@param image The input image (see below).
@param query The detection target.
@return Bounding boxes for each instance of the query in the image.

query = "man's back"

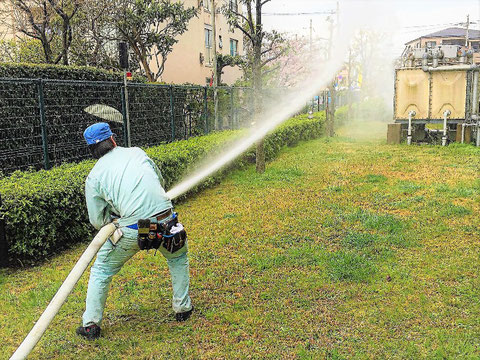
[85,146,172,230]
[78,123,192,340]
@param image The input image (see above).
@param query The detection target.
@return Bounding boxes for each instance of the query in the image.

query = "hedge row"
[0,62,145,82]
[0,113,324,266]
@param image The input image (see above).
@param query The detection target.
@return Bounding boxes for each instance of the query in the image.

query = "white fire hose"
[10,223,116,360]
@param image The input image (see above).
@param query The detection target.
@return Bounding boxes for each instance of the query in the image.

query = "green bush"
[0,62,145,82]
[0,113,324,265]
[0,39,46,64]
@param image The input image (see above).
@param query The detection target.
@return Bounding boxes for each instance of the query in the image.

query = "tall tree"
[326,15,335,137]
[263,35,312,88]
[47,0,79,65]
[113,0,197,82]
[1,0,79,64]
[224,0,285,173]
[68,0,121,68]
[349,29,388,98]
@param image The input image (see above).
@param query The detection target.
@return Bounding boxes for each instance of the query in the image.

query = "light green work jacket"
[85,146,172,237]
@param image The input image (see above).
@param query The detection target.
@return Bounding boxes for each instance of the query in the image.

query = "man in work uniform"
[76,122,193,340]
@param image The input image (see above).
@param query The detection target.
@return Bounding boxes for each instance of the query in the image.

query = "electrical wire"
[262,11,336,16]
[401,21,464,29]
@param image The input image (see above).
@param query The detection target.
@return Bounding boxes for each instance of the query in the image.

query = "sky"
[262,0,480,58]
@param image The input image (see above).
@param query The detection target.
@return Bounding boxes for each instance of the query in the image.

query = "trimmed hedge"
[0,113,324,266]
[0,62,145,82]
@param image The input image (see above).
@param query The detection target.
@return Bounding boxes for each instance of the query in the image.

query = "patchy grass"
[1,122,480,359]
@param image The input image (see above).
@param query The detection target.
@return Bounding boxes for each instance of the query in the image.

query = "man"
[76,122,193,340]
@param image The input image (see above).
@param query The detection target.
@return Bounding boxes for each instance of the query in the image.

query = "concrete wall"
[156,0,244,85]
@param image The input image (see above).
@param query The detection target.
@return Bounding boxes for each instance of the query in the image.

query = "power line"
[402,21,462,29]
[262,11,335,16]
[399,20,479,33]
[399,22,479,35]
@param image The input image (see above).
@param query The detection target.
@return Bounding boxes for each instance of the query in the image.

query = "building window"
[219,35,223,49]
[204,0,211,12]
[426,41,437,48]
[230,39,238,56]
[205,26,213,64]
[229,0,238,12]
[442,39,465,46]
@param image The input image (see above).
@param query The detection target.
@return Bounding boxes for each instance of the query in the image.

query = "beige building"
[156,0,244,85]
[0,0,244,85]
[0,1,17,40]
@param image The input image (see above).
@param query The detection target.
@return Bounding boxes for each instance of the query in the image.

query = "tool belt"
[137,212,187,253]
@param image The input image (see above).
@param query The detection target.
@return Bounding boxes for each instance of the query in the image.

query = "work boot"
[175,307,194,322]
[76,324,101,340]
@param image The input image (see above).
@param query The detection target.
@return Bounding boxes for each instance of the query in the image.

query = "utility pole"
[336,1,340,37]
[309,19,313,54]
[212,0,219,130]
[466,14,470,48]
[119,42,131,147]
[327,16,333,60]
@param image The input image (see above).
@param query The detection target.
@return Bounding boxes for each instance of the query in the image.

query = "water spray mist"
[9,3,372,358]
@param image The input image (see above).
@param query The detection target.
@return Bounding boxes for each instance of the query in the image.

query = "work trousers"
[82,230,191,327]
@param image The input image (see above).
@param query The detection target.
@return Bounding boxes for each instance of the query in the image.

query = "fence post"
[37,79,50,170]
[203,86,208,134]
[122,73,131,147]
[0,193,7,267]
[230,87,234,129]
[169,85,175,141]
[120,85,129,146]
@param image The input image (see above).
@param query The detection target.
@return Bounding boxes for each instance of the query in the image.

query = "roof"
[406,27,480,45]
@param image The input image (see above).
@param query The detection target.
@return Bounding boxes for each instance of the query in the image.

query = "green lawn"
[2,121,480,359]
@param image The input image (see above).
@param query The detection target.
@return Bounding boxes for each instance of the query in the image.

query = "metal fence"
[0,78,255,175]
[0,193,6,266]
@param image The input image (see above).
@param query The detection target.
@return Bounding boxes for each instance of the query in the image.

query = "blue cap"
[83,123,113,145]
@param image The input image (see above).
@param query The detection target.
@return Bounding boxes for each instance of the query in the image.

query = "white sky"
[262,0,480,57]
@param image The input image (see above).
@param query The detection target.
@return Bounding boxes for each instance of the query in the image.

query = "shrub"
[0,62,145,82]
[0,113,324,265]
[0,39,46,64]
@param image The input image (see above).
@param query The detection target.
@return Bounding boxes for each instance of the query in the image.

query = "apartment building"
[0,0,244,85]
[405,27,480,63]
[0,0,17,40]
[156,0,244,85]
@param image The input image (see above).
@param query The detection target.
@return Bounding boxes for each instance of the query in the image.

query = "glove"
[170,223,184,234]
[163,222,187,253]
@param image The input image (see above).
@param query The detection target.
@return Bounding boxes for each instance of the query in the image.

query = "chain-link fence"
[0,78,256,175]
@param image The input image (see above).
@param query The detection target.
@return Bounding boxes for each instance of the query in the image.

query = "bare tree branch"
[261,64,280,76]
[260,48,286,68]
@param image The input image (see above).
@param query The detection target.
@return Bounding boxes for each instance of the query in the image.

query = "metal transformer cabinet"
[390,45,480,145]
